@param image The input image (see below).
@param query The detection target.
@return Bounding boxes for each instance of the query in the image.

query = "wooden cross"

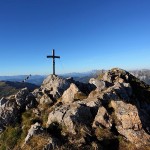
[47,49,60,75]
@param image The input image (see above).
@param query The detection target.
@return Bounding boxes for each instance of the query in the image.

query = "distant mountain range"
[130,69,150,85]
[0,69,150,85]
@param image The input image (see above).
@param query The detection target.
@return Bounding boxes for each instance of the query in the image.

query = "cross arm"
[54,56,60,58]
[47,56,60,58]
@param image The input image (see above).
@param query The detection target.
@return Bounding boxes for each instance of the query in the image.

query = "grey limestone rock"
[47,102,93,134]
[0,88,37,132]
[15,87,30,107]
[41,75,72,99]
[0,97,18,131]
[111,100,150,148]
[92,106,112,129]
[24,122,44,144]
[89,78,106,91]
[62,83,85,104]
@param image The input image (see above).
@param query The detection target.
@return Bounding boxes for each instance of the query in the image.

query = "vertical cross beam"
[47,49,60,75]
[52,49,55,75]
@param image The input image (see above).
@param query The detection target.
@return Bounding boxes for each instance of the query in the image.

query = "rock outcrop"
[46,102,93,134]
[33,75,96,105]
[0,97,18,133]
[1,68,150,150]
[62,83,86,104]
[92,106,112,129]
[89,78,106,91]
[110,100,150,148]
[41,75,73,99]
[45,69,150,148]
[0,88,37,133]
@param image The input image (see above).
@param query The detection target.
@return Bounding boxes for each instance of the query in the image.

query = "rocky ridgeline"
[0,68,150,149]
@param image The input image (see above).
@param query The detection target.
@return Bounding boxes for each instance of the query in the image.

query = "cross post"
[47,49,60,75]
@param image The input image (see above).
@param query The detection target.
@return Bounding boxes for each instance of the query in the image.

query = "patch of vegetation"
[97,72,105,80]
[20,109,42,142]
[74,92,87,100]
[95,127,113,140]
[0,125,22,150]
[94,127,139,150]
[38,103,56,127]
[88,90,101,98]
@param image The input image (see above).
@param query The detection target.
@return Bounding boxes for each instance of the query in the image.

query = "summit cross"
[47,49,60,75]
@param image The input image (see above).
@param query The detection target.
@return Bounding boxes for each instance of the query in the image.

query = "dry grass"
[118,136,138,150]
[16,134,50,150]
[38,103,54,127]
[74,92,88,100]
[97,73,105,80]
[95,128,113,140]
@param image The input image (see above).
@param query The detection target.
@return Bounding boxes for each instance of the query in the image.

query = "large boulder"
[111,82,132,101]
[46,102,93,134]
[89,78,106,91]
[0,97,18,132]
[0,88,37,133]
[62,83,86,104]
[15,88,30,107]
[32,88,53,105]
[41,75,73,99]
[111,100,150,148]
[92,106,112,129]
[15,88,37,109]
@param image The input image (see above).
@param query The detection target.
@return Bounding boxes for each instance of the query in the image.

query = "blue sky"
[0,0,150,75]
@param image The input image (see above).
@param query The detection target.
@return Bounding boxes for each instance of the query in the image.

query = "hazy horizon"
[1,67,150,76]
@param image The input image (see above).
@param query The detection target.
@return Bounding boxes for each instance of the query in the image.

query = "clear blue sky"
[0,0,150,75]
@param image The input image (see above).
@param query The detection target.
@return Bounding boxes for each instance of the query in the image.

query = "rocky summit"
[0,68,150,150]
